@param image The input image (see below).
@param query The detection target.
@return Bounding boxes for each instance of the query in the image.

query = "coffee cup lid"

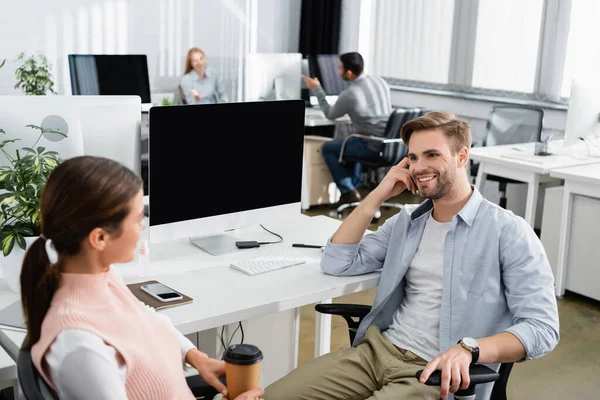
[223,344,263,365]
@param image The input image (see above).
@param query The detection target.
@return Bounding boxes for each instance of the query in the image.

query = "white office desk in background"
[304,106,352,127]
[0,214,380,388]
[471,142,600,226]
[549,163,600,300]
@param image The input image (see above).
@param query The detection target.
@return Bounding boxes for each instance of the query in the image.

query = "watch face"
[463,337,478,348]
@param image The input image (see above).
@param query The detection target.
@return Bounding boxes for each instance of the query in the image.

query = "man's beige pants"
[263,326,440,399]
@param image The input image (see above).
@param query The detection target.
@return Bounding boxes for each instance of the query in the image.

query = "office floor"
[298,191,600,399]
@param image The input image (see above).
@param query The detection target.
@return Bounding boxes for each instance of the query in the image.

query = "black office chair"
[315,304,513,400]
[471,105,544,208]
[336,107,427,222]
[17,348,225,400]
[178,84,188,105]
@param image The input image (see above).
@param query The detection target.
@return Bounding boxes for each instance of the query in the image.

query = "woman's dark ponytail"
[20,237,61,349]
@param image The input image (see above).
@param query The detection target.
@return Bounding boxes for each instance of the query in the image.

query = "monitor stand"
[189,233,238,256]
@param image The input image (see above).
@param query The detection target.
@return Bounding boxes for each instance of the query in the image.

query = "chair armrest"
[415,364,500,386]
[338,134,374,163]
[315,303,372,319]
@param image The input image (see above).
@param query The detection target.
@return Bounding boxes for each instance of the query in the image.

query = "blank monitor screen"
[316,54,348,95]
[68,54,151,103]
[148,100,305,227]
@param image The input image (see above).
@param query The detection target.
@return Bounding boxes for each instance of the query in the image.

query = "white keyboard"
[230,250,309,276]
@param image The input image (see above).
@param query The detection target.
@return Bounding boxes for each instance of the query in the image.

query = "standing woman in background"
[179,47,228,104]
[20,156,262,400]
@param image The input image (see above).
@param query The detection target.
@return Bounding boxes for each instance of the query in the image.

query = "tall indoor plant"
[14,51,56,95]
[0,125,64,292]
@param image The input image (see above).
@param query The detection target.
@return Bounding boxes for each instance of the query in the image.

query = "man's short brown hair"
[400,112,471,154]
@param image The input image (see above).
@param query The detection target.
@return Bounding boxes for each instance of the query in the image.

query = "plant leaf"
[15,233,26,250]
[2,234,15,256]
[0,193,15,205]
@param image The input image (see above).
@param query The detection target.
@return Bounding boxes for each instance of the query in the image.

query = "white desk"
[0,214,380,387]
[549,163,600,298]
[470,142,600,226]
[304,107,351,127]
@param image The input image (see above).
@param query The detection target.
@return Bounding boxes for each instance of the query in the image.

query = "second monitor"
[244,53,303,102]
[148,99,306,254]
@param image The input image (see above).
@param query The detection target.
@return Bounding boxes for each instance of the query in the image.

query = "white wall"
[0,0,300,96]
[255,0,301,53]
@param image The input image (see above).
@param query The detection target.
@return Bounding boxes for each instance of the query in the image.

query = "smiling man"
[263,112,559,400]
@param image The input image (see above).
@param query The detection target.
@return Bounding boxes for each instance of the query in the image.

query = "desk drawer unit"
[304,138,327,166]
[303,137,338,206]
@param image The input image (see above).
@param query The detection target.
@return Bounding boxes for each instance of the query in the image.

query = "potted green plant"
[0,125,64,292]
[161,96,174,106]
[14,51,56,95]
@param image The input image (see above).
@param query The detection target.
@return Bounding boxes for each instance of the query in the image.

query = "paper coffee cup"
[224,344,263,399]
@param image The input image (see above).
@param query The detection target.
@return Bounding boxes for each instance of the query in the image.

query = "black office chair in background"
[315,304,513,400]
[17,348,224,400]
[471,105,544,209]
[336,107,427,221]
[178,84,188,105]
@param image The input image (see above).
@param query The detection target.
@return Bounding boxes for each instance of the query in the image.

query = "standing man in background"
[180,47,228,105]
[303,52,392,206]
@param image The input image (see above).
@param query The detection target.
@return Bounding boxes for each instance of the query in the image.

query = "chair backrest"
[178,85,187,105]
[381,107,427,164]
[18,349,57,400]
[482,105,544,147]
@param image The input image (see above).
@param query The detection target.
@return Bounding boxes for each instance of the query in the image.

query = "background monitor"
[68,54,152,104]
[564,77,600,147]
[0,96,85,166]
[243,53,302,102]
[148,99,305,253]
[301,57,311,105]
[73,95,142,176]
[310,54,348,96]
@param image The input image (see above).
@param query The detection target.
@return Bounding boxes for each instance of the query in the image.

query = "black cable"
[257,224,283,245]
[220,326,227,351]
[239,322,244,344]
[226,323,241,349]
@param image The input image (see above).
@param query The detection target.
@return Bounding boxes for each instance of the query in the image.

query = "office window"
[560,0,600,98]
[471,0,544,93]
[368,0,455,84]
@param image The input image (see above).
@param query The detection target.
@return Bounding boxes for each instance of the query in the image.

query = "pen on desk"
[292,243,323,249]
[544,134,553,144]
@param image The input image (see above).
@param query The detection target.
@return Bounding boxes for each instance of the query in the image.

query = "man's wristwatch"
[458,337,480,364]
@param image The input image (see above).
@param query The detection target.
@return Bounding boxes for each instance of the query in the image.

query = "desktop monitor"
[243,53,302,102]
[564,77,600,147]
[301,58,311,105]
[0,96,85,165]
[73,96,142,175]
[68,54,152,104]
[314,54,348,96]
[148,100,305,254]
[0,95,141,176]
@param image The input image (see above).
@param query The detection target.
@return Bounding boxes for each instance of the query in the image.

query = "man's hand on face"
[302,75,321,90]
[371,158,417,202]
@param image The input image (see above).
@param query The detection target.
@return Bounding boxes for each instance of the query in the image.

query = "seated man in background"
[180,47,228,104]
[302,52,392,205]
[264,112,559,400]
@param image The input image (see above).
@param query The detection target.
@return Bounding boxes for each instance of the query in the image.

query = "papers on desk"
[0,300,26,332]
